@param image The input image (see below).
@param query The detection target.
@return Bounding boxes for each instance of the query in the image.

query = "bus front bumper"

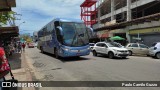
[59,48,90,57]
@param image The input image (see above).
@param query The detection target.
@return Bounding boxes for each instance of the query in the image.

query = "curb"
[22,52,36,90]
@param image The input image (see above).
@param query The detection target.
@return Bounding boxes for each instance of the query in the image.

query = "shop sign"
[97,30,109,38]
[132,37,142,40]
[129,27,160,34]
[110,29,126,33]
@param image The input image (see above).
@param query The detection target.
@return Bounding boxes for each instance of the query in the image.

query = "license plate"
[76,50,81,55]
[123,52,127,54]
[77,53,80,55]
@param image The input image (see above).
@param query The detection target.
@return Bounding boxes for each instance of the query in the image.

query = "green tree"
[0,11,15,26]
[20,34,33,43]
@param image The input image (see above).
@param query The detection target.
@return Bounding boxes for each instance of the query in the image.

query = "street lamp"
[18,21,25,39]
[18,21,25,33]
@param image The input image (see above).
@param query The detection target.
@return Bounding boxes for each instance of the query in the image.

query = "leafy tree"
[0,11,15,26]
[20,34,33,43]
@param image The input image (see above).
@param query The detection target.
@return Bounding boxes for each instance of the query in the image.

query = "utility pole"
[127,0,131,21]
[111,0,115,21]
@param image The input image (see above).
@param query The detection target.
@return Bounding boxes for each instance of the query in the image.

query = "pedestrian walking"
[22,43,26,52]
[3,43,10,58]
[8,43,14,56]
[17,42,22,53]
[14,42,18,53]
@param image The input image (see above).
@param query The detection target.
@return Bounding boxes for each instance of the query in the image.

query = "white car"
[149,42,160,59]
[34,43,38,47]
[92,42,129,59]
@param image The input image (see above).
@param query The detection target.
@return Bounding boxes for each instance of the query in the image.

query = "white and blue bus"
[37,18,91,58]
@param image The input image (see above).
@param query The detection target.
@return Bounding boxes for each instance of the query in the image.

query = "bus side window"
[50,22,55,35]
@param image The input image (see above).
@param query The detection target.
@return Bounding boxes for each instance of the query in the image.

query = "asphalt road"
[24,48,160,90]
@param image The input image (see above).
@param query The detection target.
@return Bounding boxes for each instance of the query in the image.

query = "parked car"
[92,42,129,59]
[126,43,149,56]
[89,43,95,51]
[34,43,38,47]
[28,43,34,48]
[149,42,160,59]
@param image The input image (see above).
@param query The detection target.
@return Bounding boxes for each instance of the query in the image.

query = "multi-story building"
[81,0,160,46]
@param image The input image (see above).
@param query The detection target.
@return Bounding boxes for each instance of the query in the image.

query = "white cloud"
[16,0,84,18]
[13,0,85,34]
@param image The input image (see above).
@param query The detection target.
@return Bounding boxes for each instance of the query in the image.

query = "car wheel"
[54,49,59,59]
[128,51,132,56]
[108,52,114,59]
[93,50,97,56]
[156,53,160,59]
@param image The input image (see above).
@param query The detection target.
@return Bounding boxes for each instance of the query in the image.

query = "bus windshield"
[61,22,89,47]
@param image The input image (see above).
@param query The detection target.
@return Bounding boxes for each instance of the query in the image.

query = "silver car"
[149,42,160,59]
[126,43,149,56]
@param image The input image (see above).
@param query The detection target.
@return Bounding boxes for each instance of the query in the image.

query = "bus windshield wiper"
[71,33,77,46]
[71,31,85,46]
[77,32,85,45]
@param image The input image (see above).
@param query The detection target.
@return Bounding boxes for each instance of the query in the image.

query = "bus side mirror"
[87,27,94,38]
[56,26,63,43]
[56,26,63,36]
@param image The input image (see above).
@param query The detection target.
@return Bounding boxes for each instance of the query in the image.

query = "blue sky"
[13,0,84,35]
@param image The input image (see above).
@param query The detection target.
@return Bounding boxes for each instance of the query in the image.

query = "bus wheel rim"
[157,53,160,59]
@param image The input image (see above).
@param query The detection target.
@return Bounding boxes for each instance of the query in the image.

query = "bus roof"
[54,18,83,23]
[38,18,84,32]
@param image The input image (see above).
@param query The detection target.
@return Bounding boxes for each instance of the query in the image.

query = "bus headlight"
[61,48,70,51]
[87,47,91,50]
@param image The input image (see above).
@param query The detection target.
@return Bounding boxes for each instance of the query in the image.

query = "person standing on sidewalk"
[22,43,26,52]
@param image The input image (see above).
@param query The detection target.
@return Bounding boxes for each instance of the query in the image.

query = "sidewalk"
[5,51,35,90]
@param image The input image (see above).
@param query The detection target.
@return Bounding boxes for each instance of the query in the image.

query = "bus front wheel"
[54,49,59,59]
[40,46,44,53]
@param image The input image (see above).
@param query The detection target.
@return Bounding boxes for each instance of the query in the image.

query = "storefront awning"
[0,26,19,35]
[0,0,16,12]
[97,30,109,38]
[100,33,109,38]
[0,0,16,8]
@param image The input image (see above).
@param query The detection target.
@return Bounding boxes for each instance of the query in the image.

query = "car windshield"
[61,22,89,47]
[152,43,157,47]
[113,42,123,47]
[89,43,94,46]
[106,43,120,47]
